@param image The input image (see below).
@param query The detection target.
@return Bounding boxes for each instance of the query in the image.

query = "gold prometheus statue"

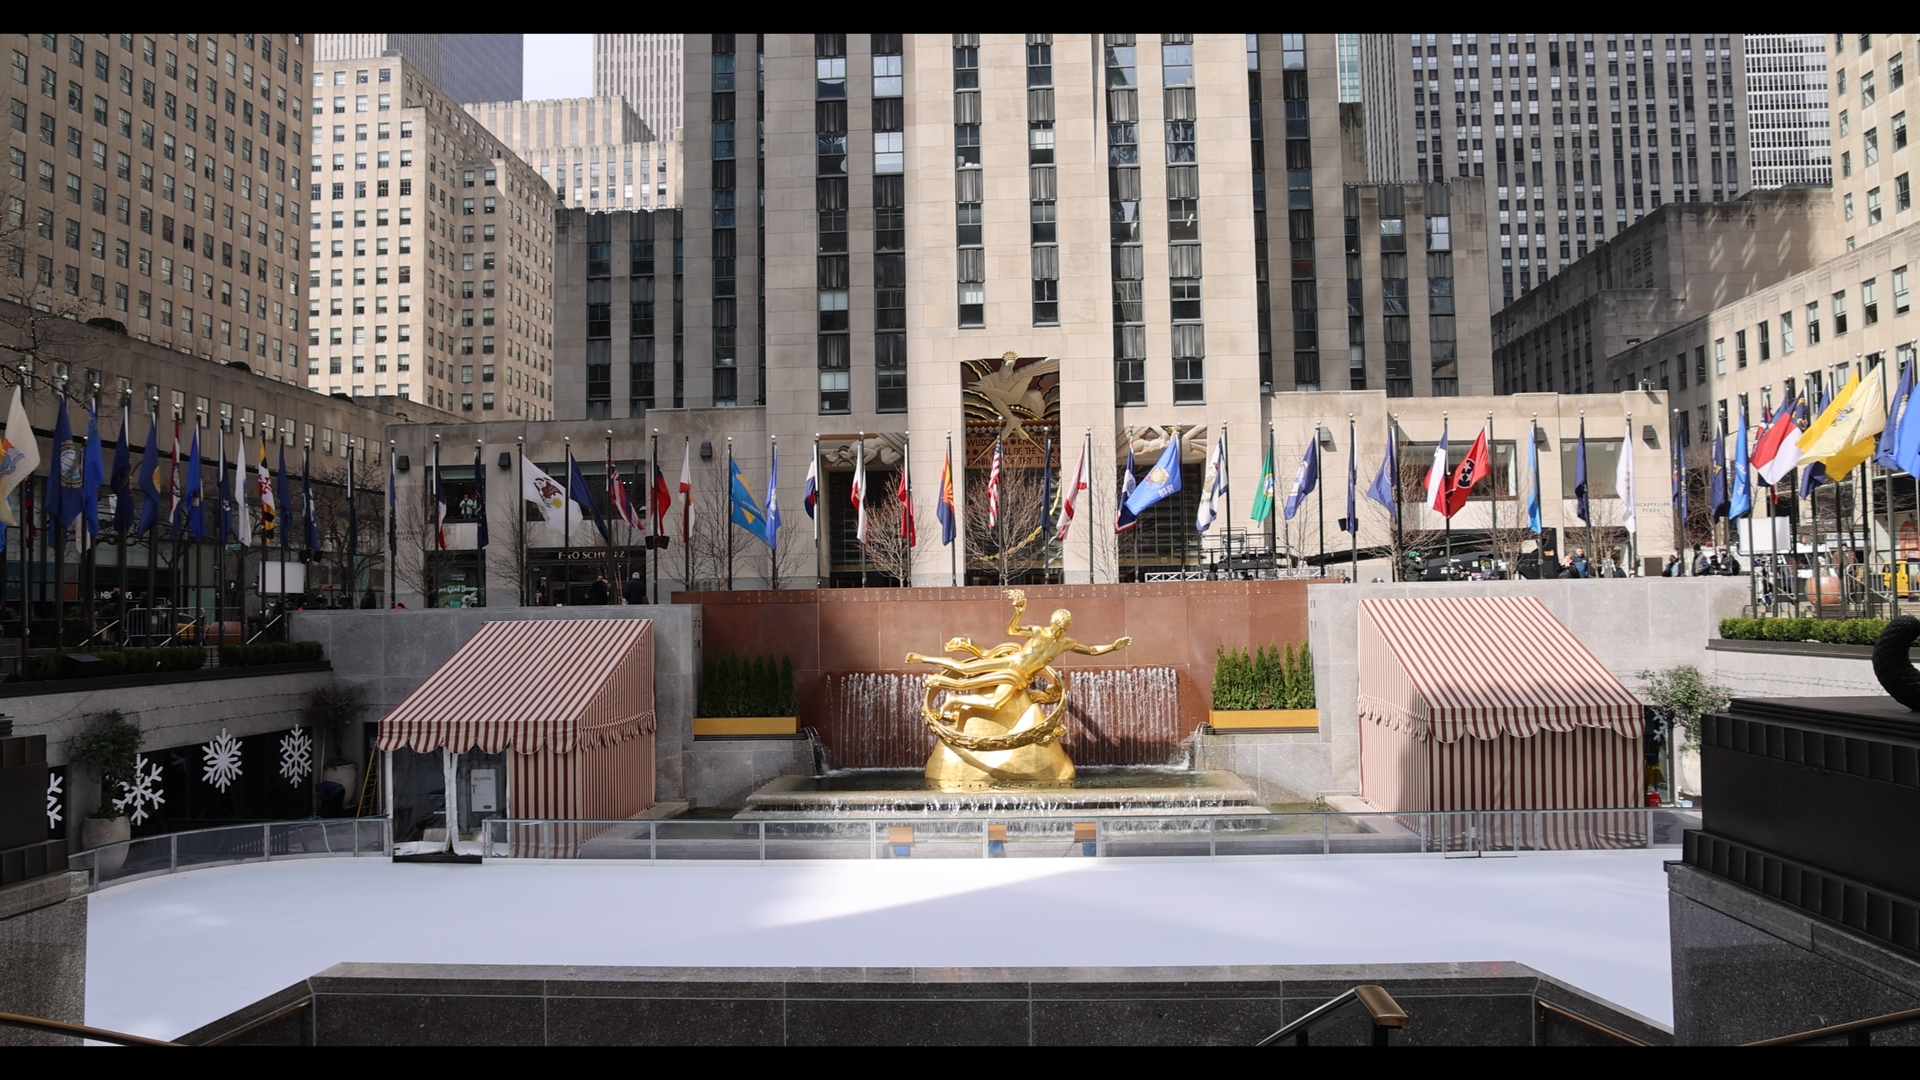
[906,589,1132,787]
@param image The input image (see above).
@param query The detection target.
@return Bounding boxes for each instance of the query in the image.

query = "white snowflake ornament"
[201,729,243,792]
[46,772,63,831]
[279,727,313,784]
[113,755,165,825]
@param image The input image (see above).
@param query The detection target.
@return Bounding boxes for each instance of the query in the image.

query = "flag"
[1116,444,1139,533]
[471,443,487,549]
[650,456,670,537]
[232,428,251,547]
[433,449,447,550]
[1251,443,1276,523]
[765,446,781,548]
[897,458,916,548]
[1424,424,1450,514]
[110,410,133,533]
[218,430,233,547]
[522,457,568,529]
[1618,421,1640,533]
[609,457,643,531]
[1124,433,1182,516]
[275,443,291,552]
[0,388,41,528]
[1527,427,1543,533]
[184,428,205,541]
[569,451,610,543]
[167,420,182,538]
[1282,440,1318,521]
[1900,382,1920,478]
[1801,366,1887,479]
[1799,457,1830,498]
[1195,434,1225,533]
[43,397,74,539]
[80,405,103,539]
[678,440,693,543]
[986,437,1002,526]
[1796,372,1857,462]
[851,441,868,543]
[1574,420,1593,524]
[1876,363,1915,469]
[728,455,768,545]
[1058,441,1087,542]
[1726,411,1749,521]
[1337,434,1358,533]
[1366,428,1398,519]
[937,447,957,546]
[1040,438,1054,538]
[1441,427,1490,519]
[386,442,397,557]
[1707,427,1727,520]
[802,451,818,520]
[302,451,320,552]
[254,436,274,543]
[1754,395,1806,486]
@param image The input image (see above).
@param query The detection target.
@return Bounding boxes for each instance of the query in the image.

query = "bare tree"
[859,487,928,588]
[759,515,816,590]
[964,464,1051,585]
[685,480,757,590]
[389,475,437,602]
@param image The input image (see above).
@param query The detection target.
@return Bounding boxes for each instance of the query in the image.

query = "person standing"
[622,572,646,606]
[1717,547,1743,575]
[1571,547,1591,578]
[1691,544,1712,576]
[588,575,612,605]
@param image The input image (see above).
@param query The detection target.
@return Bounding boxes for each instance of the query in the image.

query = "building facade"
[1743,34,1832,189]
[2,33,312,379]
[306,54,559,418]
[552,207,683,419]
[1357,32,1750,310]
[465,97,682,212]
[315,34,522,106]
[593,34,683,148]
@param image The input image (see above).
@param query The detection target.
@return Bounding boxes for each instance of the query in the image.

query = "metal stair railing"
[1746,1006,1920,1046]
[0,1010,181,1046]
[1256,985,1409,1046]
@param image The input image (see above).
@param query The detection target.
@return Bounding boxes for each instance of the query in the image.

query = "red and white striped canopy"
[1357,596,1641,743]
[377,619,656,755]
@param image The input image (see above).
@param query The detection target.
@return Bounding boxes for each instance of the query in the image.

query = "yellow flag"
[1802,366,1888,478]
[1796,372,1858,454]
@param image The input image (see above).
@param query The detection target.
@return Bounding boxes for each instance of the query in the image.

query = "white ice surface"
[87,849,1676,1041]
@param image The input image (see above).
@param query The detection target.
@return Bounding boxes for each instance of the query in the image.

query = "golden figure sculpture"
[906,589,1132,787]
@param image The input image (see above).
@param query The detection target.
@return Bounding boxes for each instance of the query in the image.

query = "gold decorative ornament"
[906,590,1132,787]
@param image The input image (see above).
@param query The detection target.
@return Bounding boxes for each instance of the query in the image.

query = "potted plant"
[1635,665,1731,805]
[694,653,801,736]
[306,686,365,802]
[69,710,141,853]
[1208,643,1319,731]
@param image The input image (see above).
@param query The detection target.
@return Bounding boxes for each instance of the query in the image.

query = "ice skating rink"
[87,848,1675,1041]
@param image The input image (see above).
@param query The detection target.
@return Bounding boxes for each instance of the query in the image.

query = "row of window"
[1717,268,1914,377]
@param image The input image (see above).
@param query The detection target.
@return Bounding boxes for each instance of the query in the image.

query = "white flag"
[522,457,569,529]
[1616,420,1636,535]
[852,441,868,543]
[678,440,694,542]
[1058,442,1088,542]
[1195,435,1225,533]
[232,428,252,546]
[0,387,41,528]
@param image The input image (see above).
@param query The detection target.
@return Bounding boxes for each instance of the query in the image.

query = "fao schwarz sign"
[542,547,654,562]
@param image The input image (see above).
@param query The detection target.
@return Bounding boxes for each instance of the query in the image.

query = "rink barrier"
[67,818,392,890]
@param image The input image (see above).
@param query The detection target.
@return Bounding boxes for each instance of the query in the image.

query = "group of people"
[1546,546,1629,579]
[580,573,650,606]
[1659,544,1745,578]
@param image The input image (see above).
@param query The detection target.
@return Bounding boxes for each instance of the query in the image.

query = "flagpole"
[858,433,868,588]
[1220,422,1231,579]
[1267,421,1277,575]
[813,435,822,589]
[1487,410,1496,578]
[682,436,691,593]
[1315,425,1325,577]
[517,436,527,605]
[726,437,734,592]
[1349,414,1358,580]
[1624,411,1635,576]
[1084,427,1094,584]
[1391,413,1404,580]
[117,401,127,645]
[948,430,957,587]
[902,430,912,588]
[647,431,657,604]
[561,437,571,598]
[1442,411,1451,577]
[215,421,224,635]
[607,428,617,596]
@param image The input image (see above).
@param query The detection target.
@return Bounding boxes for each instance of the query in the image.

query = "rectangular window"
[1833,291,1848,334]
[1896,266,1911,315]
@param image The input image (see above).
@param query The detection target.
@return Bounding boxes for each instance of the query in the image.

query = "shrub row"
[24,647,204,681]
[219,641,324,667]
[699,652,798,718]
[1212,642,1316,710]
[1719,616,1888,645]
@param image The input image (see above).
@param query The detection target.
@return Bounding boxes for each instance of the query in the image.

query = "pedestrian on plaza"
[1571,547,1591,578]
[1717,548,1743,575]
[622,572,646,605]
[588,575,612,606]
[1691,544,1713,576]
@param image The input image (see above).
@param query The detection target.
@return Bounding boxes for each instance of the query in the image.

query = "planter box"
[693,716,799,737]
[1705,638,1873,660]
[1208,709,1319,731]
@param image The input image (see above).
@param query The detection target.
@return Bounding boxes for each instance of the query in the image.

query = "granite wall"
[0,871,87,1046]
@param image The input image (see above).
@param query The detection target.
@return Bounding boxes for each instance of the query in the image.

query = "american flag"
[987,437,1002,527]
[608,459,643,530]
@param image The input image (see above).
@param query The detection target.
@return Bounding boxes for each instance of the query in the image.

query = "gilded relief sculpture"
[907,589,1132,787]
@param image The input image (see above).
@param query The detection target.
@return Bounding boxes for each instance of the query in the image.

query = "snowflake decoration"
[113,755,165,825]
[201,729,243,792]
[46,772,63,831]
[279,727,313,784]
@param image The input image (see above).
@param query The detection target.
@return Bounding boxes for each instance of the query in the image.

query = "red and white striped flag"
[1058,441,1088,541]
[608,459,643,530]
[987,438,1002,527]
[852,440,868,543]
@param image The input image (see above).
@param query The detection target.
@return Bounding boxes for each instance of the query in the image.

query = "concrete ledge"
[1706,638,1874,659]
[0,660,332,698]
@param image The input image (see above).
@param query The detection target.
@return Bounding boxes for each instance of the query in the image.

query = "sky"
[524,34,593,99]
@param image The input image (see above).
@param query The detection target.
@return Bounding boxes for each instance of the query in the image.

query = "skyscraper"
[316,34,522,105]
[1744,34,1833,189]
[593,34,683,141]
[466,96,682,212]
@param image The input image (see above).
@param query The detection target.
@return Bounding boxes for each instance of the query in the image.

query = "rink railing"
[63,808,1701,888]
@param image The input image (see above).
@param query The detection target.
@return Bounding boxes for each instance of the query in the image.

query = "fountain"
[739,590,1263,818]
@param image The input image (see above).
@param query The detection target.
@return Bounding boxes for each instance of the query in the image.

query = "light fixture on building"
[699,441,713,460]
[1315,425,1337,452]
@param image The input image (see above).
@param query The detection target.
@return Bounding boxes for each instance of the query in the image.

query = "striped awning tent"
[1356,596,1644,819]
[378,619,656,820]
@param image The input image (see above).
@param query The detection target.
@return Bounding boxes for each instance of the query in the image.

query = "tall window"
[1028,35,1059,327]
[1105,35,1145,403]
[1165,35,1204,403]
[954,35,984,331]
[711,34,739,406]
[874,34,906,413]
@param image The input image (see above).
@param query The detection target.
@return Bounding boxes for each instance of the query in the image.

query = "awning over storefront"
[1357,596,1641,743]
[377,619,657,755]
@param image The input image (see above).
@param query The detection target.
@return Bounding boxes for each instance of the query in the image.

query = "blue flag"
[1527,427,1543,533]
[1573,419,1591,525]
[1283,440,1318,521]
[568,452,610,543]
[1124,434,1182,517]
[1879,361,1917,470]
[43,398,73,539]
[728,455,769,545]
[184,429,205,541]
[81,404,104,538]
[1337,434,1357,533]
[136,421,161,536]
[110,411,133,533]
[1365,428,1398,519]
[764,446,781,549]
[1707,428,1727,519]
[1728,411,1751,520]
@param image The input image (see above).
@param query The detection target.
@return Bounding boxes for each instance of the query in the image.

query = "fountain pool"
[738,765,1266,818]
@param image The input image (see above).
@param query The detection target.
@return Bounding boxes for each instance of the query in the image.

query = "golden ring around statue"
[920,665,1067,752]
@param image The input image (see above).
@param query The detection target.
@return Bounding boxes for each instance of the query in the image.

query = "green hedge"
[1719,616,1888,645]
[219,641,324,667]
[1211,643,1316,710]
[23,647,205,681]
[699,652,798,718]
